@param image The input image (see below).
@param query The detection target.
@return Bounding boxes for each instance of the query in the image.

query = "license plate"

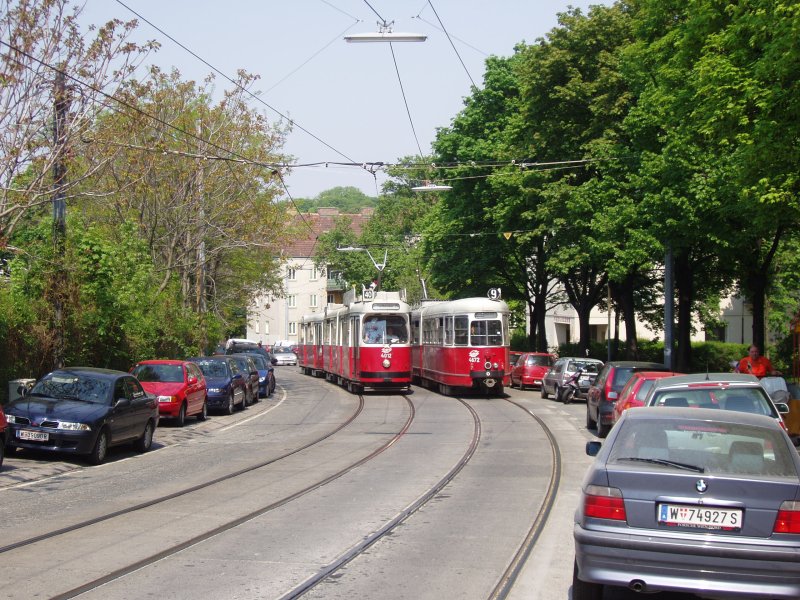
[18,430,49,442]
[658,503,742,530]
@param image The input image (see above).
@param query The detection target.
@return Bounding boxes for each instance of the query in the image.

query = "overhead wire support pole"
[52,68,69,369]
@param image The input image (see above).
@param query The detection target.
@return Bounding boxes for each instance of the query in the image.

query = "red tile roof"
[285,207,373,258]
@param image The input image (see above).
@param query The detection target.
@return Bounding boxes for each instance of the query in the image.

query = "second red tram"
[411,297,511,396]
[299,289,412,393]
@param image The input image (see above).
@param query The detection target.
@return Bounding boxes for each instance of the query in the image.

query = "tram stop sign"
[487,287,502,301]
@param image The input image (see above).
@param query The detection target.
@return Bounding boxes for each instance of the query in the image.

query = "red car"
[611,370,681,425]
[131,360,208,426]
[510,352,556,390]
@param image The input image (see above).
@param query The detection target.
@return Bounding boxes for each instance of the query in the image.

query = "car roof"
[558,356,603,362]
[189,355,230,362]
[650,372,761,390]
[623,405,783,429]
[135,359,187,366]
[53,367,129,379]
[604,361,668,368]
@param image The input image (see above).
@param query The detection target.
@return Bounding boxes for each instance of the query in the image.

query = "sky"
[80,1,605,199]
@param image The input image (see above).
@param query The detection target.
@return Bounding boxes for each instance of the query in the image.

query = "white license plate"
[18,430,49,442]
[658,503,742,530]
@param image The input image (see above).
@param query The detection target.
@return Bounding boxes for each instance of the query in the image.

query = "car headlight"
[208,387,223,393]
[157,395,177,403]
[259,376,266,382]
[58,421,92,431]
[6,414,18,424]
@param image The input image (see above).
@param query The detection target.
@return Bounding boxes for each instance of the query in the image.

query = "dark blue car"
[187,356,247,415]
[5,367,159,465]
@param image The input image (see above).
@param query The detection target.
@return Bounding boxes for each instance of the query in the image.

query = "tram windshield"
[470,319,503,346]
[363,315,408,344]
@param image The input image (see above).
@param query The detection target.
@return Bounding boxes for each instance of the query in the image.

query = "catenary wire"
[426,1,477,89]
[389,42,425,158]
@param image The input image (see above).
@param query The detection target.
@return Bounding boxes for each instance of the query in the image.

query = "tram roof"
[413,297,509,317]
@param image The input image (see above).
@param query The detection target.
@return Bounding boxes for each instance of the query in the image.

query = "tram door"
[352,316,360,378]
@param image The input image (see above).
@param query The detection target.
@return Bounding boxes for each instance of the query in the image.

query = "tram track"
[1,393,415,600]
[0,392,367,555]
[488,397,562,600]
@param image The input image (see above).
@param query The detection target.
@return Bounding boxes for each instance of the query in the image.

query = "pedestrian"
[737,345,780,378]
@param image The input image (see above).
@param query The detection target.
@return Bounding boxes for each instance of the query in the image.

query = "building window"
[288,295,297,308]
[287,267,296,281]
[288,322,297,335]
[310,267,319,281]
[327,293,336,304]
[310,294,318,308]
[255,321,260,334]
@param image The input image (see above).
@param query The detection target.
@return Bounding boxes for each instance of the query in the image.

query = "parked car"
[187,356,248,415]
[0,404,7,470]
[226,353,260,405]
[131,359,208,426]
[245,352,276,397]
[510,352,556,390]
[644,372,789,429]
[587,361,672,438]
[611,370,681,426]
[272,348,298,366]
[4,367,158,465]
[225,338,270,360]
[541,357,603,401]
[575,406,800,599]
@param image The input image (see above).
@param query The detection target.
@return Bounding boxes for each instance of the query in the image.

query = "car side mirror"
[115,397,131,407]
[775,402,790,415]
[586,440,602,456]
[271,358,278,365]
[188,376,197,385]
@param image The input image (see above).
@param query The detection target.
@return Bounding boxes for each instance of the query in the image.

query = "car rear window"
[133,364,184,383]
[611,368,637,391]
[608,419,796,477]
[649,387,777,417]
[526,355,553,367]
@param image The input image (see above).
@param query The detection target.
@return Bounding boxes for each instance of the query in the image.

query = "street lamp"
[411,181,452,192]
[344,20,427,43]
[337,246,388,290]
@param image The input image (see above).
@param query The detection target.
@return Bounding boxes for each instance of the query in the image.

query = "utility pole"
[52,69,69,369]
[664,246,674,370]
[196,120,207,352]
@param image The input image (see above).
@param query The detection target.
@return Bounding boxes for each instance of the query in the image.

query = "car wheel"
[175,403,186,427]
[134,420,154,453]
[562,389,575,404]
[88,429,109,465]
[197,399,208,421]
[237,390,247,411]
[596,417,611,439]
[572,560,602,600]
[541,385,549,399]
[586,405,597,429]
[269,376,275,395]
[225,392,235,415]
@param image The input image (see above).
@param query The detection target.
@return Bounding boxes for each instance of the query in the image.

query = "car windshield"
[649,387,777,417]
[132,364,184,383]
[248,354,267,369]
[608,418,797,477]
[193,360,228,378]
[30,372,111,404]
[569,361,599,373]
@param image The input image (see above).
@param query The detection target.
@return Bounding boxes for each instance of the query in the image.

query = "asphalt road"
[0,368,702,599]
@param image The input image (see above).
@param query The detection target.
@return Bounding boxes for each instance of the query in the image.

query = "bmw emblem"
[695,479,708,493]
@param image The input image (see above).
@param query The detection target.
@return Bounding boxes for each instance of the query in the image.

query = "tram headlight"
[493,362,499,370]
[383,359,391,369]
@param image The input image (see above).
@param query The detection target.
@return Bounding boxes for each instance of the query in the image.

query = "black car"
[226,353,260,405]
[586,361,672,438]
[5,367,159,465]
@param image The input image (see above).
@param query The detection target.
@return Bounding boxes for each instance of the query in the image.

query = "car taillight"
[774,501,800,533]
[583,485,626,521]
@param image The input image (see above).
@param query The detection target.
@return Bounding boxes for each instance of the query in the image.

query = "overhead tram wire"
[0,38,317,236]
[425,1,477,89]
[113,0,366,175]
[389,43,425,158]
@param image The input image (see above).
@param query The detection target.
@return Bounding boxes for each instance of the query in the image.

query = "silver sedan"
[574,407,800,599]
[271,350,297,366]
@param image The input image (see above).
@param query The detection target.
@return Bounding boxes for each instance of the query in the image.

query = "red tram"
[411,297,511,396]
[299,288,412,393]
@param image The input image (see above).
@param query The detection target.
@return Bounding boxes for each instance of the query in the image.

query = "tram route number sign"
[487,287,502,301]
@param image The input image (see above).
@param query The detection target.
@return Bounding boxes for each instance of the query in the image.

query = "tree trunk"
[674,251,693,372]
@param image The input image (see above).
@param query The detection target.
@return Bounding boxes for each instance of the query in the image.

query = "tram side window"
[422,317,443,345]
[454,316,468,346]
[444,316,454,345]
[342,318,350,347]
[470,320,503,346]
[411,319,420,344]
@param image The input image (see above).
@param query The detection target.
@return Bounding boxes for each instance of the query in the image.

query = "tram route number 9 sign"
[487,287,502,301]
